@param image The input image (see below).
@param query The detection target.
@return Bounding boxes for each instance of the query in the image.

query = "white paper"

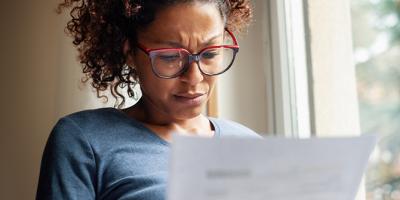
[167,134,377,200]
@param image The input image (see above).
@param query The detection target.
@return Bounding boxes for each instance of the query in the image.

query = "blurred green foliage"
[351,0,400,199]
[374,0,400,43]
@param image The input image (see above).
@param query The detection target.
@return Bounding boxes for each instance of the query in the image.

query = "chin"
[174,106,204,120]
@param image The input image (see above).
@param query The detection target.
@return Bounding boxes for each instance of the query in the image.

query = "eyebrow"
[153,33,224,48]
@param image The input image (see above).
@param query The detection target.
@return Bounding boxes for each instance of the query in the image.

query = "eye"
[202,49,220,59]
[159,53,181,62]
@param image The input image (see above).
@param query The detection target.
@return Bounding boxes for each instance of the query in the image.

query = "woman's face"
[131,2,225,121]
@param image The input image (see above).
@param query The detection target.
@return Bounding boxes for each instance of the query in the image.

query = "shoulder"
[61,107,125,130]
[209,117,261,138]
[56,107,139,134]
[50,108,146,146]
[47,108,118,148]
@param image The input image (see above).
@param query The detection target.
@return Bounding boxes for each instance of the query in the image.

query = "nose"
[179,61,204,85]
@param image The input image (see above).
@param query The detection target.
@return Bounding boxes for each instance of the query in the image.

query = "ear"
[123,39,136,67]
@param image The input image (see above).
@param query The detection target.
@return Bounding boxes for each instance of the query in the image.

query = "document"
[167,134,377,200]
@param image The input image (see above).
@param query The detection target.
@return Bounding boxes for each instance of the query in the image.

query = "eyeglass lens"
[150,47,236,78]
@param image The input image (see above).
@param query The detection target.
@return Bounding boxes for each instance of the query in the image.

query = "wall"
[306,0,361,137]
[305,0,364,199]
[218,0,269,134]
[0,0,111,199]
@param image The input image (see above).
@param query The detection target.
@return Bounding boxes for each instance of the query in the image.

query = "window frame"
[267,0,312,138]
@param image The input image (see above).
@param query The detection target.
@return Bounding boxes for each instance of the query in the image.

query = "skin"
[123,2,225,142]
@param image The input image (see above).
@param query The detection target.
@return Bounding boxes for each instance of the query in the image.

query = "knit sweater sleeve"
[36,117,96,200]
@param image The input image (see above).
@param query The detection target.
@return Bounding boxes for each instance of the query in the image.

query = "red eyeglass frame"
[136,28,239,79]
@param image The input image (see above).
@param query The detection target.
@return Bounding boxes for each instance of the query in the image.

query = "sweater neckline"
[105,107,221,145]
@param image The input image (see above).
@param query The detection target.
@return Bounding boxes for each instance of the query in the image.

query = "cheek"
[133,57,176,99]
[143,79,175,96]
[136,68,176,99]
[133,53,154,85]
[207,77,217,91]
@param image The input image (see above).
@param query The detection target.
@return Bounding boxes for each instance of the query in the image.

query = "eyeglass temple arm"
[225,28,239,46]
[137,43,150,54]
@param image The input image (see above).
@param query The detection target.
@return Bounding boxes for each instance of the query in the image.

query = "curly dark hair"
[57,0,253,108]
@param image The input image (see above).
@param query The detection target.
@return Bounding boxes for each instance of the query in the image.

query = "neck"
[123,98,214,139]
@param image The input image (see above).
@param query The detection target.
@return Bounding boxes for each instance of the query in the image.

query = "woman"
[36,0,257,199]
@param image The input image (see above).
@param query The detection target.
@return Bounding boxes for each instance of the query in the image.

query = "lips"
[173,92,207,106]
[175,92,205,98]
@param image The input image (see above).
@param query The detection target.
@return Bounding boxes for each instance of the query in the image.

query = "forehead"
[137,2,225,44]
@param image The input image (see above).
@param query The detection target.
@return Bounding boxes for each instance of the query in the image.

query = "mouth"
[173,92,207,106]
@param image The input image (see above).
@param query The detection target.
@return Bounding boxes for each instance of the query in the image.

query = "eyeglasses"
[137,29,239,79]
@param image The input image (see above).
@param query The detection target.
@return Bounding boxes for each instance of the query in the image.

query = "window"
[267,0,371,199]
[351,0,400,199]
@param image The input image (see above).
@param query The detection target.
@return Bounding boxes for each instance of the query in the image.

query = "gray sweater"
[36,108,258,200]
